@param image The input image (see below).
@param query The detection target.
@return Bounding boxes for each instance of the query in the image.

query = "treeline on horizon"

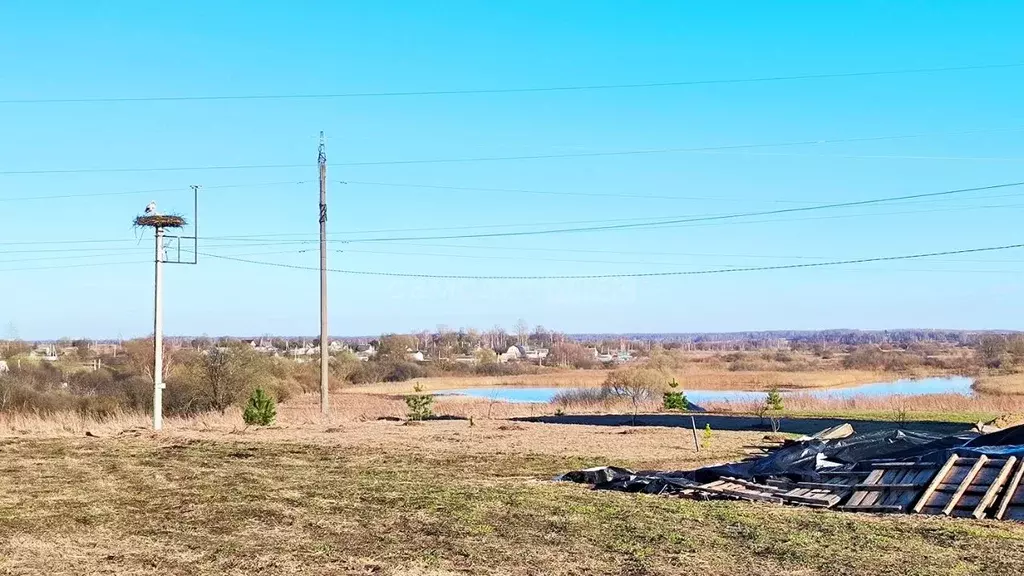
[21,328,1023,348]
[2,331,1024,421]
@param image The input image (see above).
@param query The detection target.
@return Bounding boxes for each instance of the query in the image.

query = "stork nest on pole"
[134,214,186,228]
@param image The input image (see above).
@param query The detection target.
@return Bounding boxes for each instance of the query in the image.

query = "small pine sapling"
[405,383,434,421]
[765,387,784,433]
[242,387,277,426]
[662,378,688,411]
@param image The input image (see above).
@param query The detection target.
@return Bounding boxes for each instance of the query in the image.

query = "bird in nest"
[144,201,158,215]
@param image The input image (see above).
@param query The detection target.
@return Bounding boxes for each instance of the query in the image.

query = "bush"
[242,387,276,426]
[405,384,434,421]
[383,361,427,382]
[604,368,665,425]
[552,387,609,409]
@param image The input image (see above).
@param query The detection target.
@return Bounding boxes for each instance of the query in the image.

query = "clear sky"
[2,1,1023,340]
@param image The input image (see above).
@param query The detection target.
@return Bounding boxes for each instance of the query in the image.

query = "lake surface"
[433,376,974,404]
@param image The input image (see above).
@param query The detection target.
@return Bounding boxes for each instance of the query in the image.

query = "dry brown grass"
[974,372,1024,396]
[2,414,1024,575]
[351,367,897,396]
[701,392,1024,424]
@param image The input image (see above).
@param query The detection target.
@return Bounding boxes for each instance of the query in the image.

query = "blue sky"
[2,1,1023,339]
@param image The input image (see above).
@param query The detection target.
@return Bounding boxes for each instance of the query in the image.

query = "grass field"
[3,395,1024,575]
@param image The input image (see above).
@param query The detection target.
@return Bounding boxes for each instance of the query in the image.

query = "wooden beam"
[850,482,930,490]
[943,455,988,516]
[917,453,962,510]
[841,504,906,512]
[974,456,1017,520]
[996,458,1024,521]
[913,454,958,513]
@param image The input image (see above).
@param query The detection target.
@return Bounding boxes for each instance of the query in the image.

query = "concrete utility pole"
[153,226,165,431]
[318,131,329,415]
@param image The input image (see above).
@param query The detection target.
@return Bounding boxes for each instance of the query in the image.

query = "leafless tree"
[515,319,529,345]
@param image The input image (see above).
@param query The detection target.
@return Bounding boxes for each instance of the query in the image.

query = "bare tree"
[178,347,268,413]
[515,319,529,346]
[122,337,175,382]
[603,368,665,426]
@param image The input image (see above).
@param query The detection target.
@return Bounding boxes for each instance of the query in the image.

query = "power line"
[0,180,310,202]
[197,242,1024,280]
[3,182,1020,249]
[336,181,1024,243]
[187,183,1024,242]
[3,62,1021,104]
[328,127,1024,168]
[2,126,1021,176]
[338,246,1024,266]
[0,260,149,272]
[337,248,750,268]
[0,249,149,264]
[3,190,1021,253]
[341,180,820,205]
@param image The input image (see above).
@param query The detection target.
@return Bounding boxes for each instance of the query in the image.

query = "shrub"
[383,361,427,382]
[405,384,434,421]
[552,387,609,409]
[604,368,665,425]
[242,387,276,426]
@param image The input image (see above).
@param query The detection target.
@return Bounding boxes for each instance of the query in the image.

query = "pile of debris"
[561,423,1024,521]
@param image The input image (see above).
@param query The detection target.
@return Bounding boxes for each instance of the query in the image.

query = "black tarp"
[562,424,1024,491]
[687,429,975,483]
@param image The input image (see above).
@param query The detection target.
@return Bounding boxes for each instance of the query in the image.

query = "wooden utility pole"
[318,132,329,415]
[153,225,165,431]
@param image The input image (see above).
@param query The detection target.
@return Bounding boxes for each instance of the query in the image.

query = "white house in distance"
[499,345,549,363]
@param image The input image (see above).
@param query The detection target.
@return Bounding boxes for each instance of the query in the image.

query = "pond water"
[432,376,974,404]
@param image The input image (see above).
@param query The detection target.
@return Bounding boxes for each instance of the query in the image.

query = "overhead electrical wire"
[0,260,150,272]
[341,180,820,205]
[334,181,1024,243]
[2,62,1021,105]
[0,180,311,202]
[195,243,1024,280]
[2,126,1022,176]
[4,180,1022,249]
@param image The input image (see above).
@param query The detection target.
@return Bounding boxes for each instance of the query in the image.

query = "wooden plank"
[698,484,783,504]
[894,467,939,512]
[878,467,916,511]
[720,477,787,494]
[974,456,1016,519]
[844,468,885,508]
[996,458,1024,520]
[841,504,906,512]
[943,455,988,516]
[794,481,861,490]
[850,482,930,490]
[871,462,950,469]
[818,470,870,477]
[913,454,959,513]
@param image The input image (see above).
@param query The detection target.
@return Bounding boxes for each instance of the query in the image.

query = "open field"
[3,407,1024,575]
[2,391,1024,573]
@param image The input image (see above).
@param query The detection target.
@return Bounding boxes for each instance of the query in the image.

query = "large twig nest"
[134,214,186,228]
